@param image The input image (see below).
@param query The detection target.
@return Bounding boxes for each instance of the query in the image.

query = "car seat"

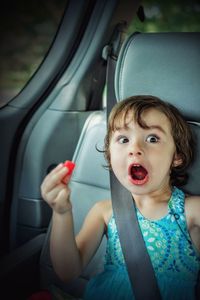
[39,32,200,298]
[39,111,110,298]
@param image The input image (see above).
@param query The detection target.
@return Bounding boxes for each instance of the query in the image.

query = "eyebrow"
[147,125,167,135]
[114,124,167,135]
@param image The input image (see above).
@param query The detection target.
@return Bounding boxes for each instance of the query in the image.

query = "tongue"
[132,166,147,180]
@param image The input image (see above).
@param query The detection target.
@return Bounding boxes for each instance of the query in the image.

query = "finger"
[45,184,69,205]
[52,189,71,213]
[45,162,72,183]
[55,188,70,204]
[42,167,68,194]
[50,163,64,174]
[41,163,63,187]
[45,163,64,181]
[61,173,71,185]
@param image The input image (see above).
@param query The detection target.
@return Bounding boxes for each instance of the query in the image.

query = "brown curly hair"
[104,95,195,187]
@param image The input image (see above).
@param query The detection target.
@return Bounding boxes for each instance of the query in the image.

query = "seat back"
[40,111,110,297]
[115,32,200,195]
[40,32,200,298]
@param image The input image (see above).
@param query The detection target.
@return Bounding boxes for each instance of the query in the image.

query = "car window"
[129,0,200,33]
[0,0,67,107]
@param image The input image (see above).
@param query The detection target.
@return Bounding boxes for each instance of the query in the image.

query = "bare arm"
[185,195,200,252]
[41,163,106,282]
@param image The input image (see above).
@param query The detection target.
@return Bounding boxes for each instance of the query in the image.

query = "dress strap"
[168,187,192,245]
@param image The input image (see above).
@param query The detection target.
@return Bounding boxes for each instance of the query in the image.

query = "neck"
[132,186,172,208]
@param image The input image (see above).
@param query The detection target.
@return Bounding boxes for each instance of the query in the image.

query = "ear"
[172,153,183,167]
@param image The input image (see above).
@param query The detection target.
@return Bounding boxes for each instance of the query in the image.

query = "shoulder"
[185,194,200,228]
[90,200,112,225]
[78,200,112,239]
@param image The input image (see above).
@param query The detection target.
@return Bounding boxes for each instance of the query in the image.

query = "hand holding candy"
[41,160,76,214]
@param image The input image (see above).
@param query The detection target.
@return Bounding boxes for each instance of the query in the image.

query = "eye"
[118,136,129,144]
[146,134,159,143]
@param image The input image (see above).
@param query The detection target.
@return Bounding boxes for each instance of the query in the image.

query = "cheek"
[150,145,176,170]
[161,152,175,167]
[110,151,117,169]
[110,154,126,178]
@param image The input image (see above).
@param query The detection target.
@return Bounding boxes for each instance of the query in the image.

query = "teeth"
[132,164,142,171]
[131,164,147,180]
[133,165,140,169]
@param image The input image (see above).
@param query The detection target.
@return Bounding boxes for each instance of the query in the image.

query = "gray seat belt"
[110,171,162,299]
[106,40,200,300]
[105,38,162,299]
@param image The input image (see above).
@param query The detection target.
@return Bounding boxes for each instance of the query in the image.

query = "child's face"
[109,108,182,197]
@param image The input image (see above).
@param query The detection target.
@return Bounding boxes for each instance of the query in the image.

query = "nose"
[128,140,143,156]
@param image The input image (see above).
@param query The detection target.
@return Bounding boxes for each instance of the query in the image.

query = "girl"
[41,95,200,300]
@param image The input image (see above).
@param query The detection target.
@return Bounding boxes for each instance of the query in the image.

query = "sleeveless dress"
[84,187,200,300]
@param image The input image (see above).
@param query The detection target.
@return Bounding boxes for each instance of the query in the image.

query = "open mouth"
[128,164,149,185]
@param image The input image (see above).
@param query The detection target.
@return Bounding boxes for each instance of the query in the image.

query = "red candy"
[63,160,76,175]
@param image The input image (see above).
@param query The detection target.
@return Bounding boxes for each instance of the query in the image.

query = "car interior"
[0,0,199,299]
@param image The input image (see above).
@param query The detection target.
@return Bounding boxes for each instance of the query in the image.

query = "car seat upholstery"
[40,111,111,297]
[39,32,200,297]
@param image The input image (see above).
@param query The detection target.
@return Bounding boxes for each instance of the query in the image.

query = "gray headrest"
[115,32,200,195]
[115,32,200,122]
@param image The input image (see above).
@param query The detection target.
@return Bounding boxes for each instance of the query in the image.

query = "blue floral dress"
[84,187,200,300]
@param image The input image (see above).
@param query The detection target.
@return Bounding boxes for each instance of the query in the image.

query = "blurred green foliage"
[129,0,200,33]
[0,0,67,104]
[0,0,199,105]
